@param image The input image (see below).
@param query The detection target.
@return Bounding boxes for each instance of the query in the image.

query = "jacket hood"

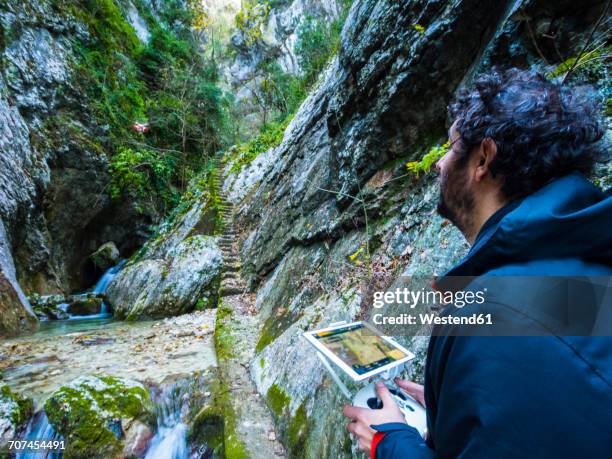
[442,172,612,279]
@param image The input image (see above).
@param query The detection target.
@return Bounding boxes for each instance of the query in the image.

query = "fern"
[406,141,450,177]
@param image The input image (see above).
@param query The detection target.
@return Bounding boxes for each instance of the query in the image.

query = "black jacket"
[374,173,612,458]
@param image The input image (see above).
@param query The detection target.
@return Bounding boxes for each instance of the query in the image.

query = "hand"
[394,378,426,407]
[342,382,406,454]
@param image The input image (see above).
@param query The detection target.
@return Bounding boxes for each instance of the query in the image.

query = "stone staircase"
[212,155,248,297]
[211,154,287,457]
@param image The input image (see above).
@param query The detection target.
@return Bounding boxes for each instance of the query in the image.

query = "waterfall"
[144,381,190,459]
[93,259,127,295]
[93,259,126,316]
[16,412,63,459]
[67,260,127,320]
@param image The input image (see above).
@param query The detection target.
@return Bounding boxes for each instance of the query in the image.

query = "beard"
[437,165,475,236]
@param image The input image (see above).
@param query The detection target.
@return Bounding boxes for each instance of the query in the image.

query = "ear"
[473,137,497,182]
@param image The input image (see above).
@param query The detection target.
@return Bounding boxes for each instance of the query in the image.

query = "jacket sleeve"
[371,423,436,459]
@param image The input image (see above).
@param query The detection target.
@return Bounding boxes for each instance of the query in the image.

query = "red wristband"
[371,431,386,459]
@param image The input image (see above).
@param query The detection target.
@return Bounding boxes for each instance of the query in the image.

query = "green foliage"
[413,24,426,34]
[406,141,450,177]
[109,146,179,210]
[295,15,342,86]
[65,0,230,216]
[245,4,352,127]
[229,116,292,174]
[547,46,611,80]
[235,0,270,46]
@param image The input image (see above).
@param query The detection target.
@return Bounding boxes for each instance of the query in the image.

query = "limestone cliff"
[216,0,611,456]
[0,0,224,334]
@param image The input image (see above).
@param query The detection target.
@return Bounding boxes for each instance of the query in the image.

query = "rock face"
[44,375,153,459]
[213,0,612,457]
[223,0,342,129]
[0,0,172,308]
[0,384,34,448]
[0,220,38,336]
[106,188,223,319]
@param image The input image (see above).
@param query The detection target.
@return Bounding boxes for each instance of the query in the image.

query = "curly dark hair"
[448,68,606,199]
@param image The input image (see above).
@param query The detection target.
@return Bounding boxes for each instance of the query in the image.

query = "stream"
[3,263,218,459]
[145,380,191,459]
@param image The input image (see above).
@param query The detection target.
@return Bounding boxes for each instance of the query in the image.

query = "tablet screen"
[312,323,407,375]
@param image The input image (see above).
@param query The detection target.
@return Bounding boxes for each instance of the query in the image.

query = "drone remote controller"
[353,382,427,438]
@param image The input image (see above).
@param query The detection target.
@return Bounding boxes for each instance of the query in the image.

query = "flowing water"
[65,259,127,320]
[5,262,218,459]
[143,375,217,459]
[145,381,190,459]
[15,412,62,459]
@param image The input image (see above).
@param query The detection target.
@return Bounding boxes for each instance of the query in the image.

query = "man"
[343,68,612,458]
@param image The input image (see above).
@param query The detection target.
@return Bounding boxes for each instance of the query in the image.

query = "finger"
[375,382,396,407]
[395,378,426,406]
[359,438,371,453]
[357,425,374,444]
[395,378,423,393]
[343,404,365,420]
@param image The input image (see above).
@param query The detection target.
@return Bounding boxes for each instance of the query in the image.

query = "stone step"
[222,265,241,273]
[220,286,246,297]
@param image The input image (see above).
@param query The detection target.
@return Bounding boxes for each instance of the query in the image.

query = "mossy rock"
[0,384,34,446]
[44,375,153,459]
[188,374,248,459]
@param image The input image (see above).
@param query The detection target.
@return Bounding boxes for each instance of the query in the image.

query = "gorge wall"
[216,0,611,456]
[0,0,226,335]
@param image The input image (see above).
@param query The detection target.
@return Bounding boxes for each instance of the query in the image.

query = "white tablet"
[303,321,414,381]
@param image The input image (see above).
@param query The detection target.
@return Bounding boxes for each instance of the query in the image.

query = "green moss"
[0,385,33,428]
[214,303,237,360]
[189,407,225,457]
[190,374,248,459]
[44,376,152,459]
[254,322,275,354]
[546,47,610,79]
[287,402,310,456]
[266,383,290,417]
[255,306,301,353]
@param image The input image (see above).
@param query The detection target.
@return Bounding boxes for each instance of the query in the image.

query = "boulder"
[89,242,120,272]
[0,384,34,448]
[66,294,103,316]
[107,236,223,320]
[44,375,154,459]
[32,302,70,321]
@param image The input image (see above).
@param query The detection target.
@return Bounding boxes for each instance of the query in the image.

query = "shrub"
[229,116,292,174]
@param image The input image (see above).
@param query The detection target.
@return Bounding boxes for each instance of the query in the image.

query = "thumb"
[375,382,396,407]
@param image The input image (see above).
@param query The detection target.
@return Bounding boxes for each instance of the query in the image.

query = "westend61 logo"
[373,287,487,309]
